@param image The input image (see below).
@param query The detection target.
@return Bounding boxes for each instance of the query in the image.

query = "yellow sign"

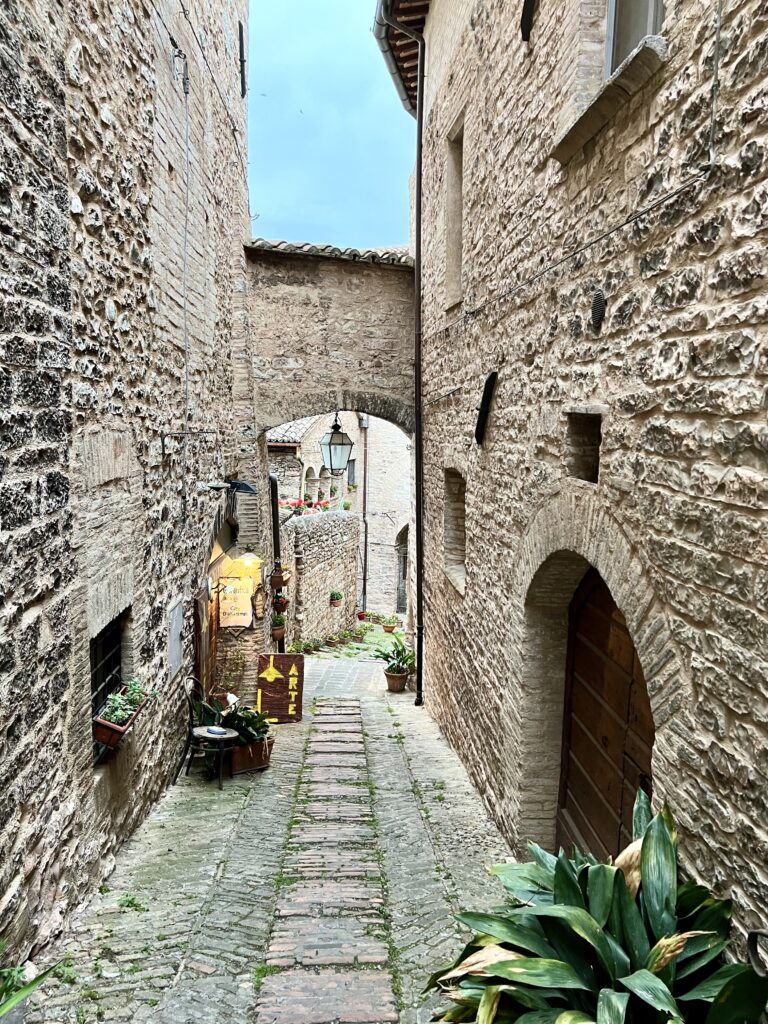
[219,577,254,628]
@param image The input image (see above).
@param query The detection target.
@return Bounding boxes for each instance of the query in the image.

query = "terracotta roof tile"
[247,237,413,267]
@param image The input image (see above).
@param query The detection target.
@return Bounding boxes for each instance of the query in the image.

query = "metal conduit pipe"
[374,0,426,707]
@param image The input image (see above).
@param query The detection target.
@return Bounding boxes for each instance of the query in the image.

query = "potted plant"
[425,790,768,1023]
[93,679,153,749]
[339,629,353,645]
[270,565,291,590]
[273,594,289,613]
[302,641,315,655]
[303,492,313,507]
[342,500,352,510]
[271,613,286,641]
[330,485,338,497]
[382,614,400,634]
[373,635,415,693]
[357,610,367,621]
[312,638,323,652]
[226,707,274,774]
[326,635,339,648]
[330,590,343,608]
[287,641,303,654]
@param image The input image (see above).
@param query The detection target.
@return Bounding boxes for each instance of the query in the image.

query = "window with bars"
[90,610,129,765]
[607,0,665,74]
[347,459,357,487]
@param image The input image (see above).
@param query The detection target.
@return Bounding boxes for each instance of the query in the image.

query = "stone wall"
[267,412,413,615]
[0,0,252,957]
[243,246,416,434]
[283,513,359,643]
[364,417,412,615]
[417,0,768,940]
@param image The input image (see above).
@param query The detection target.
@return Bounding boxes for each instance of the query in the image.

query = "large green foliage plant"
[427,792,768,1023]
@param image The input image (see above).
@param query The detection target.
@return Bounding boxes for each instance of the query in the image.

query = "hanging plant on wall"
[330,590,343,608]
[425,791,768,1023]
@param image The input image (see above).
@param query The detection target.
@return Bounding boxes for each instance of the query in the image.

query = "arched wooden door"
[556,569,655,860]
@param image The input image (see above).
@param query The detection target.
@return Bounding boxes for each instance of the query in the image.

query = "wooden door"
[556,569,654,861]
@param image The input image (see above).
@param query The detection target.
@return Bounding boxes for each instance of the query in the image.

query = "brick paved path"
[24,659,511,1024]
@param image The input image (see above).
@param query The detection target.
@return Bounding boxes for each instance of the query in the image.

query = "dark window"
[445,122,465,308]
[566,414,603,484]
[347,459,357,486]
[90,611,128,765]
[607,0,665,73]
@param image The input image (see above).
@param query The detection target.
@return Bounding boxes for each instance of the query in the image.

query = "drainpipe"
[374,0,426,708]
[359,414,370,612]
[269,472,285,654]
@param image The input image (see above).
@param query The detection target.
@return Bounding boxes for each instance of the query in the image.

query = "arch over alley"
[242,239,416,435]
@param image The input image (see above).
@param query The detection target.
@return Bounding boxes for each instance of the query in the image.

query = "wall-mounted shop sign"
[256,654,304,722]
[219,577,254,628]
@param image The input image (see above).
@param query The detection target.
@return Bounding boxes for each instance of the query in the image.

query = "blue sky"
[247,0,414,249]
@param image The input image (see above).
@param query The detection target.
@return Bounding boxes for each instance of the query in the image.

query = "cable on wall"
[422,0,727,356]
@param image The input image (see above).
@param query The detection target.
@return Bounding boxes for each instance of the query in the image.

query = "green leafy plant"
[303,641,315,654]
[373,634,415,675]
[288,642,303,654]
[343,500,352,510]
[271,613,286,627]
[382,614,400,626]
[330,485,338,497]
[117,893,148,913]
[226,707,270,745]
[0,940,59,1018]
[426,791,768,1023]
[330,590,343,602]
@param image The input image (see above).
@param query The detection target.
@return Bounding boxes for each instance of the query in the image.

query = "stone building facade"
[0,0,252,957]
[267,411,413,616]
[379,0,768,938]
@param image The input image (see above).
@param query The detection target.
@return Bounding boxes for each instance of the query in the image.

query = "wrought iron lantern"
[320,414,354,476]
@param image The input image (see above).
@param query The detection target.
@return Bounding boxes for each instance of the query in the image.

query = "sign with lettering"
[256,654,304,723]
[219,577,254,628]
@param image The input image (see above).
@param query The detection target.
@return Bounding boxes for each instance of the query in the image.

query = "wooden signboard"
[256,654,304,723]
[219,577,254,628]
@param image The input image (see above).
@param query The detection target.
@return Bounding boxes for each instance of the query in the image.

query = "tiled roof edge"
[247,237,414,268]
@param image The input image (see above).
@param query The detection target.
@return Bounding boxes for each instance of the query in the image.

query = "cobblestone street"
[24,657,511,1024]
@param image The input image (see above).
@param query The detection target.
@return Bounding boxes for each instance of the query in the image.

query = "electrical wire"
[179,0,248,181]
[422,1,727,357]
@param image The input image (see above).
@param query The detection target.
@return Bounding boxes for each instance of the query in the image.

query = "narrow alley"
[23,658,510,1024]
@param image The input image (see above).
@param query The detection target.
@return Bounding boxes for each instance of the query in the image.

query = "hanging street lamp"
[320,414,355,476]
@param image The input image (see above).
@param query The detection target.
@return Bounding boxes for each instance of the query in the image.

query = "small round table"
[190,727,239,790]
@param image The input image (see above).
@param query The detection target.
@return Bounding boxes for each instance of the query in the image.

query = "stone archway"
[507,486,688,853]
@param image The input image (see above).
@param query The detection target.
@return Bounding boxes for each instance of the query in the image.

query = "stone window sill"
[551,36,668,165]
[444,564,466,596]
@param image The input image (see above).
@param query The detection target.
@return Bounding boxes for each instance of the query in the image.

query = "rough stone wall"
[418,0,768,939]
[269,447,303,500]
[283,513,359,642]
[0,0,251,957]
[364,417,412,615]
[243,249,416,434]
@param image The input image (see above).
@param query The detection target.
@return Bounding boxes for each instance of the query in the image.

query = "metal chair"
[173,678,237,789]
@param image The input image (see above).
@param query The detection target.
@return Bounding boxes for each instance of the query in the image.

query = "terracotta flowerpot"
[271,626,286,641]
[330,599,342,608]
[230,737,274,775]
[271,571,291,590]
[273,597,289,613]
[383,624,396,634]
[384,671,408,693]
[357,612,366,620]
[93,687,149,749]
[326,639,338,648]
[313,643,323,652]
